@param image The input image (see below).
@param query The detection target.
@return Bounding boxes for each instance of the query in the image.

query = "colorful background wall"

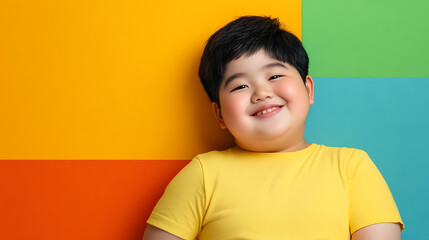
[0,0,427,239]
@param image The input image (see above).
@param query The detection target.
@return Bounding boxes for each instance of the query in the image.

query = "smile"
[251,105,284,117]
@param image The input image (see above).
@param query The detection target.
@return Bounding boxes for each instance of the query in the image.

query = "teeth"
[254,107,278,116]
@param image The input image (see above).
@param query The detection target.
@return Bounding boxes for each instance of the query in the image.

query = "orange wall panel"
[0,0,302,160]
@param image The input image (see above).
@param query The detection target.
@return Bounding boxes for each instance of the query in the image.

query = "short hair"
[198,15,309,106]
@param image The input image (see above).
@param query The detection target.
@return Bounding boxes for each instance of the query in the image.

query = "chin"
[255,131,287,140]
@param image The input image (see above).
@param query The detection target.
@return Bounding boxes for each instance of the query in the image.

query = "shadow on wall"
[184,52,234,152]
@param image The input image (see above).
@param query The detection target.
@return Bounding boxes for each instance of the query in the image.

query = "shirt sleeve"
[348,150,404,235]
[147,157,205,240]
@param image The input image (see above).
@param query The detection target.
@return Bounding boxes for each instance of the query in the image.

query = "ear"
[212,102,227,129]
[305,75,315,105]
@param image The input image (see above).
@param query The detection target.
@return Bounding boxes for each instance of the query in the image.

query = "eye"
[230,85,248,92]
[269,75,283,80]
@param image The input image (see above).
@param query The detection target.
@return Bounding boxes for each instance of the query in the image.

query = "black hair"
[198,15,309,107]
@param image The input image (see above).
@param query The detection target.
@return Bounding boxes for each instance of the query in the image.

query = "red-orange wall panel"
[0,160,188,240]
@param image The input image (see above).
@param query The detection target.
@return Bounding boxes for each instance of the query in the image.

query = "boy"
[143,16,404,240]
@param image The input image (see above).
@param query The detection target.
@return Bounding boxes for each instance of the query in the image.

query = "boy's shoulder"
[192,147,237,162]
[317,144,368,155]
[311,144,370,162]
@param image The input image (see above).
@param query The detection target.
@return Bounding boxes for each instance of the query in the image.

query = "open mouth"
[251,105,284,116]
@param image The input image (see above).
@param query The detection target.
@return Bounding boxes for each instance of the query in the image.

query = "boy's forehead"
[222,50,290,83]
[226,50,288,72]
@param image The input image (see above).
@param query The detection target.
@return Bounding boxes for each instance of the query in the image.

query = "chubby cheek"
[277,81,300,97]
[220,95,248,129]
[277,81,310,114]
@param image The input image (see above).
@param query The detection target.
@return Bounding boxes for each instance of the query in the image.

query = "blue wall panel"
[306,77,429,239]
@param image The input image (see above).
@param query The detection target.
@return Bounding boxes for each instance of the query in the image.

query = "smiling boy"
[143,16,404,240]
[212,49,313,153]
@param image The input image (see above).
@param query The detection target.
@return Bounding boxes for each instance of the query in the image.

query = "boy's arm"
[143,224,186,240]
[351,223,401,240]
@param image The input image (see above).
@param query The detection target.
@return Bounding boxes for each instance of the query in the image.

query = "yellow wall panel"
[0,0,302,159]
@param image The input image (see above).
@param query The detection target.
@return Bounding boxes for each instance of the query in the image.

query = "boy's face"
[212,49,314,152]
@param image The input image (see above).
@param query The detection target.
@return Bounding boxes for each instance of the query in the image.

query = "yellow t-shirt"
[147,144,404,240]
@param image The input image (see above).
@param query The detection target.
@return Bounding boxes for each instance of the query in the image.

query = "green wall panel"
[303,0,429,77]
[305,77,429,240]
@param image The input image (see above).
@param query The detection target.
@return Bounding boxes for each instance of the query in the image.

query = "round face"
[212,49,315,152]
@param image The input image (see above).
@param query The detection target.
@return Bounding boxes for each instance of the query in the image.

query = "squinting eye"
[231,85,248,92]
[269,75,283,80]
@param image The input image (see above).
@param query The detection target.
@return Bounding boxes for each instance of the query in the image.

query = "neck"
[234,138,311,153]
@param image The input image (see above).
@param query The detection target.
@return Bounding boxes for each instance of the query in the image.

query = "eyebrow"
[223,62,288,89]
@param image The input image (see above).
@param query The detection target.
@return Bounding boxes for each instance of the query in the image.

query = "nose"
[251,83,274,103]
